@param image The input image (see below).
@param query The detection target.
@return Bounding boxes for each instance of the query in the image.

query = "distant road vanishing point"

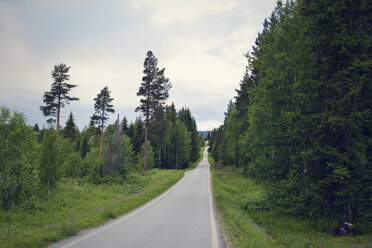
[50,148,222,248]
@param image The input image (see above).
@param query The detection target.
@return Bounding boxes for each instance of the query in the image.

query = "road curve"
[50,148,221,248]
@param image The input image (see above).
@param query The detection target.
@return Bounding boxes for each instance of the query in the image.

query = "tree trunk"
[144,115,148,171]
[336,203,351,236]
[158,145,162,169]
[2,165,7,210]
[57,95,61,130]
[47,180,50,196]
[99,109,105,157]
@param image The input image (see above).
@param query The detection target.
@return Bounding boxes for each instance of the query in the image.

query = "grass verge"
[209,154,372,248]
[0,169,184,248]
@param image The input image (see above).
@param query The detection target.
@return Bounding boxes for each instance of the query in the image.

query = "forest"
[209,0,371,236]
[0,51,204,212]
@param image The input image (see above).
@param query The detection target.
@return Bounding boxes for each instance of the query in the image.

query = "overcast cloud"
[0,0,277,131]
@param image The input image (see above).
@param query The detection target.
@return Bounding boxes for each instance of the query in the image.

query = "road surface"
[50,148,223,248]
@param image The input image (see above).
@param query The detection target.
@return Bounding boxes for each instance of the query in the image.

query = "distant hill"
[198,131,211,138]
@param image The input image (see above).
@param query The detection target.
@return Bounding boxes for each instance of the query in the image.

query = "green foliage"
[211,162,372,248]
[0,169,184,247]
[209,0,372,234]
[164,119,191,169]
[63,112,78,140]
[63,152,82,178]
[0,107,39,210]
[136,50,172,171]
[136,50,172,117]
[90,86,115,128]
[83,147,104,183]
[128,117,145,155]
[103,122,134,176]
[39,129,63,195]
[40,63,79,128]
[178,107,199,162]
[136,141,155,171]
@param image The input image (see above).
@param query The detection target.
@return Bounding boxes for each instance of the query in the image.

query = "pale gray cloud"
[0,0,277,131]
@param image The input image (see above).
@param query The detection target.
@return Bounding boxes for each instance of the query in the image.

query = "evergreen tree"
[178,107,199,162]
[91,86,115,157]
[149,105,168,168]
[209,0,372,234]
[40,63,79,130]
[81,137,89,159]
[63,112,77,140]
[165,103,177,124]
[33,123,40,132]
[165,120,190,169]
[121,116,129,135]
[136,51,172,171]
[128,117,145,155]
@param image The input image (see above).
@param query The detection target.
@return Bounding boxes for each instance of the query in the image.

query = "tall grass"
[209,154,372,248]
[0,169,184,248]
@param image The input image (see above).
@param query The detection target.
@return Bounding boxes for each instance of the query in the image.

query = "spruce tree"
[136,51,171,171]
[149,105,168,168]
[178,107,199,162]
[121,116,129,135]
[91,86,115,157]
[40,63,79,130]
[63,112,77,140]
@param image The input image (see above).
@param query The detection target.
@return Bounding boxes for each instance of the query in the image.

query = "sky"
[0,0,277,131]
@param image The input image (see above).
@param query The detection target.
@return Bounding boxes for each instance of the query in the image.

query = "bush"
[82,147,104,183]
[63,152,82,178]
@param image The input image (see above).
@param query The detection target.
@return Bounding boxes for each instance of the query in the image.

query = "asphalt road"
[50,148,222,248]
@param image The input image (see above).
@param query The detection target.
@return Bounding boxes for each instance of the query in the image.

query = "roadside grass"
[209,154,372,248]
[0,169,184,248]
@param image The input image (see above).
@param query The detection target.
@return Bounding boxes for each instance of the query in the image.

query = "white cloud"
[0,0,277,130]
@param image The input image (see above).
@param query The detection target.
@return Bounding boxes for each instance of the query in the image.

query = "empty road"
[50,148,221,248]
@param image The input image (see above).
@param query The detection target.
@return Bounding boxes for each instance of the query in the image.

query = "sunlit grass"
[0,169,184,248]
[209,154,372,248]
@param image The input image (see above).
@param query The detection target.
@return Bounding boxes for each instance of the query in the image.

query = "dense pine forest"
[0,51,204,212]
[209,0,371,236]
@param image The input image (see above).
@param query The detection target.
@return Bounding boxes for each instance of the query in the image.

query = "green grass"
[209,154,372,248]
[0,169,184,248]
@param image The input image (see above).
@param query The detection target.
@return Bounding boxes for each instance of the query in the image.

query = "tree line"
[1,51,204,211]
[209,0,371,235]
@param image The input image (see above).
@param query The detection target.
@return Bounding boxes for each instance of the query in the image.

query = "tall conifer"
[40,63,79,130]
[136,51,171,171]
[91,86,115,157]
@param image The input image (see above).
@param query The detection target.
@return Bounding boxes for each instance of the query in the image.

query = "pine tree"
[91,86,115,157]
[136,51,172,171]
[40,63,79,130]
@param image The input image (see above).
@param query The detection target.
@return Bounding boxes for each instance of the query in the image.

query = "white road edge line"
[209,168,219,248]
[58,171,191,248]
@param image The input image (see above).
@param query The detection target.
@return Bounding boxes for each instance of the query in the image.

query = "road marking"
[208,167,219,248]
[58,171,190,248]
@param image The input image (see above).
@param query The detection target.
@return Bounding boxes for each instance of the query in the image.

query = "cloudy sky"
[0,0,277,131]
